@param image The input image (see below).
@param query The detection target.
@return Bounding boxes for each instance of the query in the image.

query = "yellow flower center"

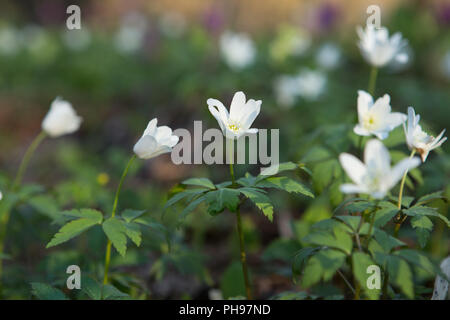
[228,123,240,132]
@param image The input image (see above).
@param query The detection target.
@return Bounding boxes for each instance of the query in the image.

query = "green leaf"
[220,261,247,299]
[46,209,103,248]
[134,217,167,234]
[301,249,346,288]
[387,255,414,298]
[236,173,257,187]
[373,229,405,253]
[121,209,146,223]
[303,228,353,255]
[102,217,127,256]
[205,188,241,215]
[81,277,102,300]
[352,252,380,300]
[179,194,208,220]
[373,202,399,227]
[163,188,208,209]
[395,249,439,276]
[124,222,142,247]
[182,177,215,189]
[258,162,297,179]
[102,284,131,300]
[256,176,314,198]
[239,187,274,221]
[29,195,61,222]
[292,247,319,279]
[410,215,433,248]
[415,191,446,206]
[31,282,68,300]
[404,206,450,227]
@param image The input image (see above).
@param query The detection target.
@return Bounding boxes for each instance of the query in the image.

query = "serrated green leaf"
[102,217,127,256]
[121,209,146,223]
[404,206,450,227]
[124,222,142,246]
[163,188,208,210]
[387,255,414,298]
[395,249,439,276]
[411,215,433,248]
[415,191,446,206]
[303,228,353,255]
[373,229,406,253]
[179,194,208,220]
[256,176,314,198]
[205,188,240,215]
[102,284,131,300]
[46,209,103,248]
[301,249,346,288]
[373,203,399,227]
[292,247,319,279]
[258,162,297,179]
[182,177,215,189]
[31,282,68,300]
[239,187,274,221]
[352,252,380,300]
[81,276,102,300]
[236,173,257,187]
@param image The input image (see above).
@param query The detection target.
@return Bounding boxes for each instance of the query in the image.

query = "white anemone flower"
[357,25,408,68]
[296,69,327,101]
[404,107,447,162]
[339,139,420,199]
[41,97,82,138]
[207,91,261,139]
[133,118,179,160]
[220,32,256,71]
[354,90,406,140]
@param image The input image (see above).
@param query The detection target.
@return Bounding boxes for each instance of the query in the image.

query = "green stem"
[394,149,416,237]
[228,138,252,300]
[368,66,378,96]
[103,154,136,286]
[0,131,46,294]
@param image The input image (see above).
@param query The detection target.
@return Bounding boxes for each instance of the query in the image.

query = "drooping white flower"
[354,90,406,140]
[220,31,255,70]
[357,25,408,68]
[41,97,82,138]
[296,68,327,101]
[316,42,341,70]
[133,118,179,160]
[339,139,420,199]
[207,91,261,139]
[403,107,447,162]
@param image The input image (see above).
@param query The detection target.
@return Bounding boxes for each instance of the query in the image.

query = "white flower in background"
[270,26,311,62]
[404,107,447,162]
[442,51,450,80]
[354,90,406,140]
[133,118,179,159]
[114,12,148,54]
[0,26,22,56]
[0,190,2,201]
[316,42,341,70]
[274,75,301,108]
[42,97,82,138]
[159,12,186,38]
[357,25,408,68]
[62,28,92,51]
[207,91,261,139]
[296,68,327,101]
[339,139,420,199]
[220,32,256,70]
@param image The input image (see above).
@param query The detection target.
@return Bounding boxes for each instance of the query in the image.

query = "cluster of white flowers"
[339,25,447,199]
[274,68,327,108]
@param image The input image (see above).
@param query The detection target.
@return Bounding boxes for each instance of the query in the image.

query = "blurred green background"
[0,0,449,299]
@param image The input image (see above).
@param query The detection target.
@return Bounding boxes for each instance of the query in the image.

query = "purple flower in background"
[35,0,66,25]
[435,2,450,25]
[317,3,339,31]
[203,6,224,33]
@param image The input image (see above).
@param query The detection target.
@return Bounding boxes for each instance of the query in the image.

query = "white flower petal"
[339,153,367,185]
[133,135,158,159]
[143,118,158,137]
[229,91,246,121]
[389,157,421,189]
[364,139,390,174]
[340,183,366,195]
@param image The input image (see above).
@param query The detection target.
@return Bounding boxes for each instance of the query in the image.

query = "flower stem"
[368,66,378,96]
[394,149,416,237]
[12,131,47,191]
[228,138,252,300]
[0,131,46,293]
[103,154,136,286]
